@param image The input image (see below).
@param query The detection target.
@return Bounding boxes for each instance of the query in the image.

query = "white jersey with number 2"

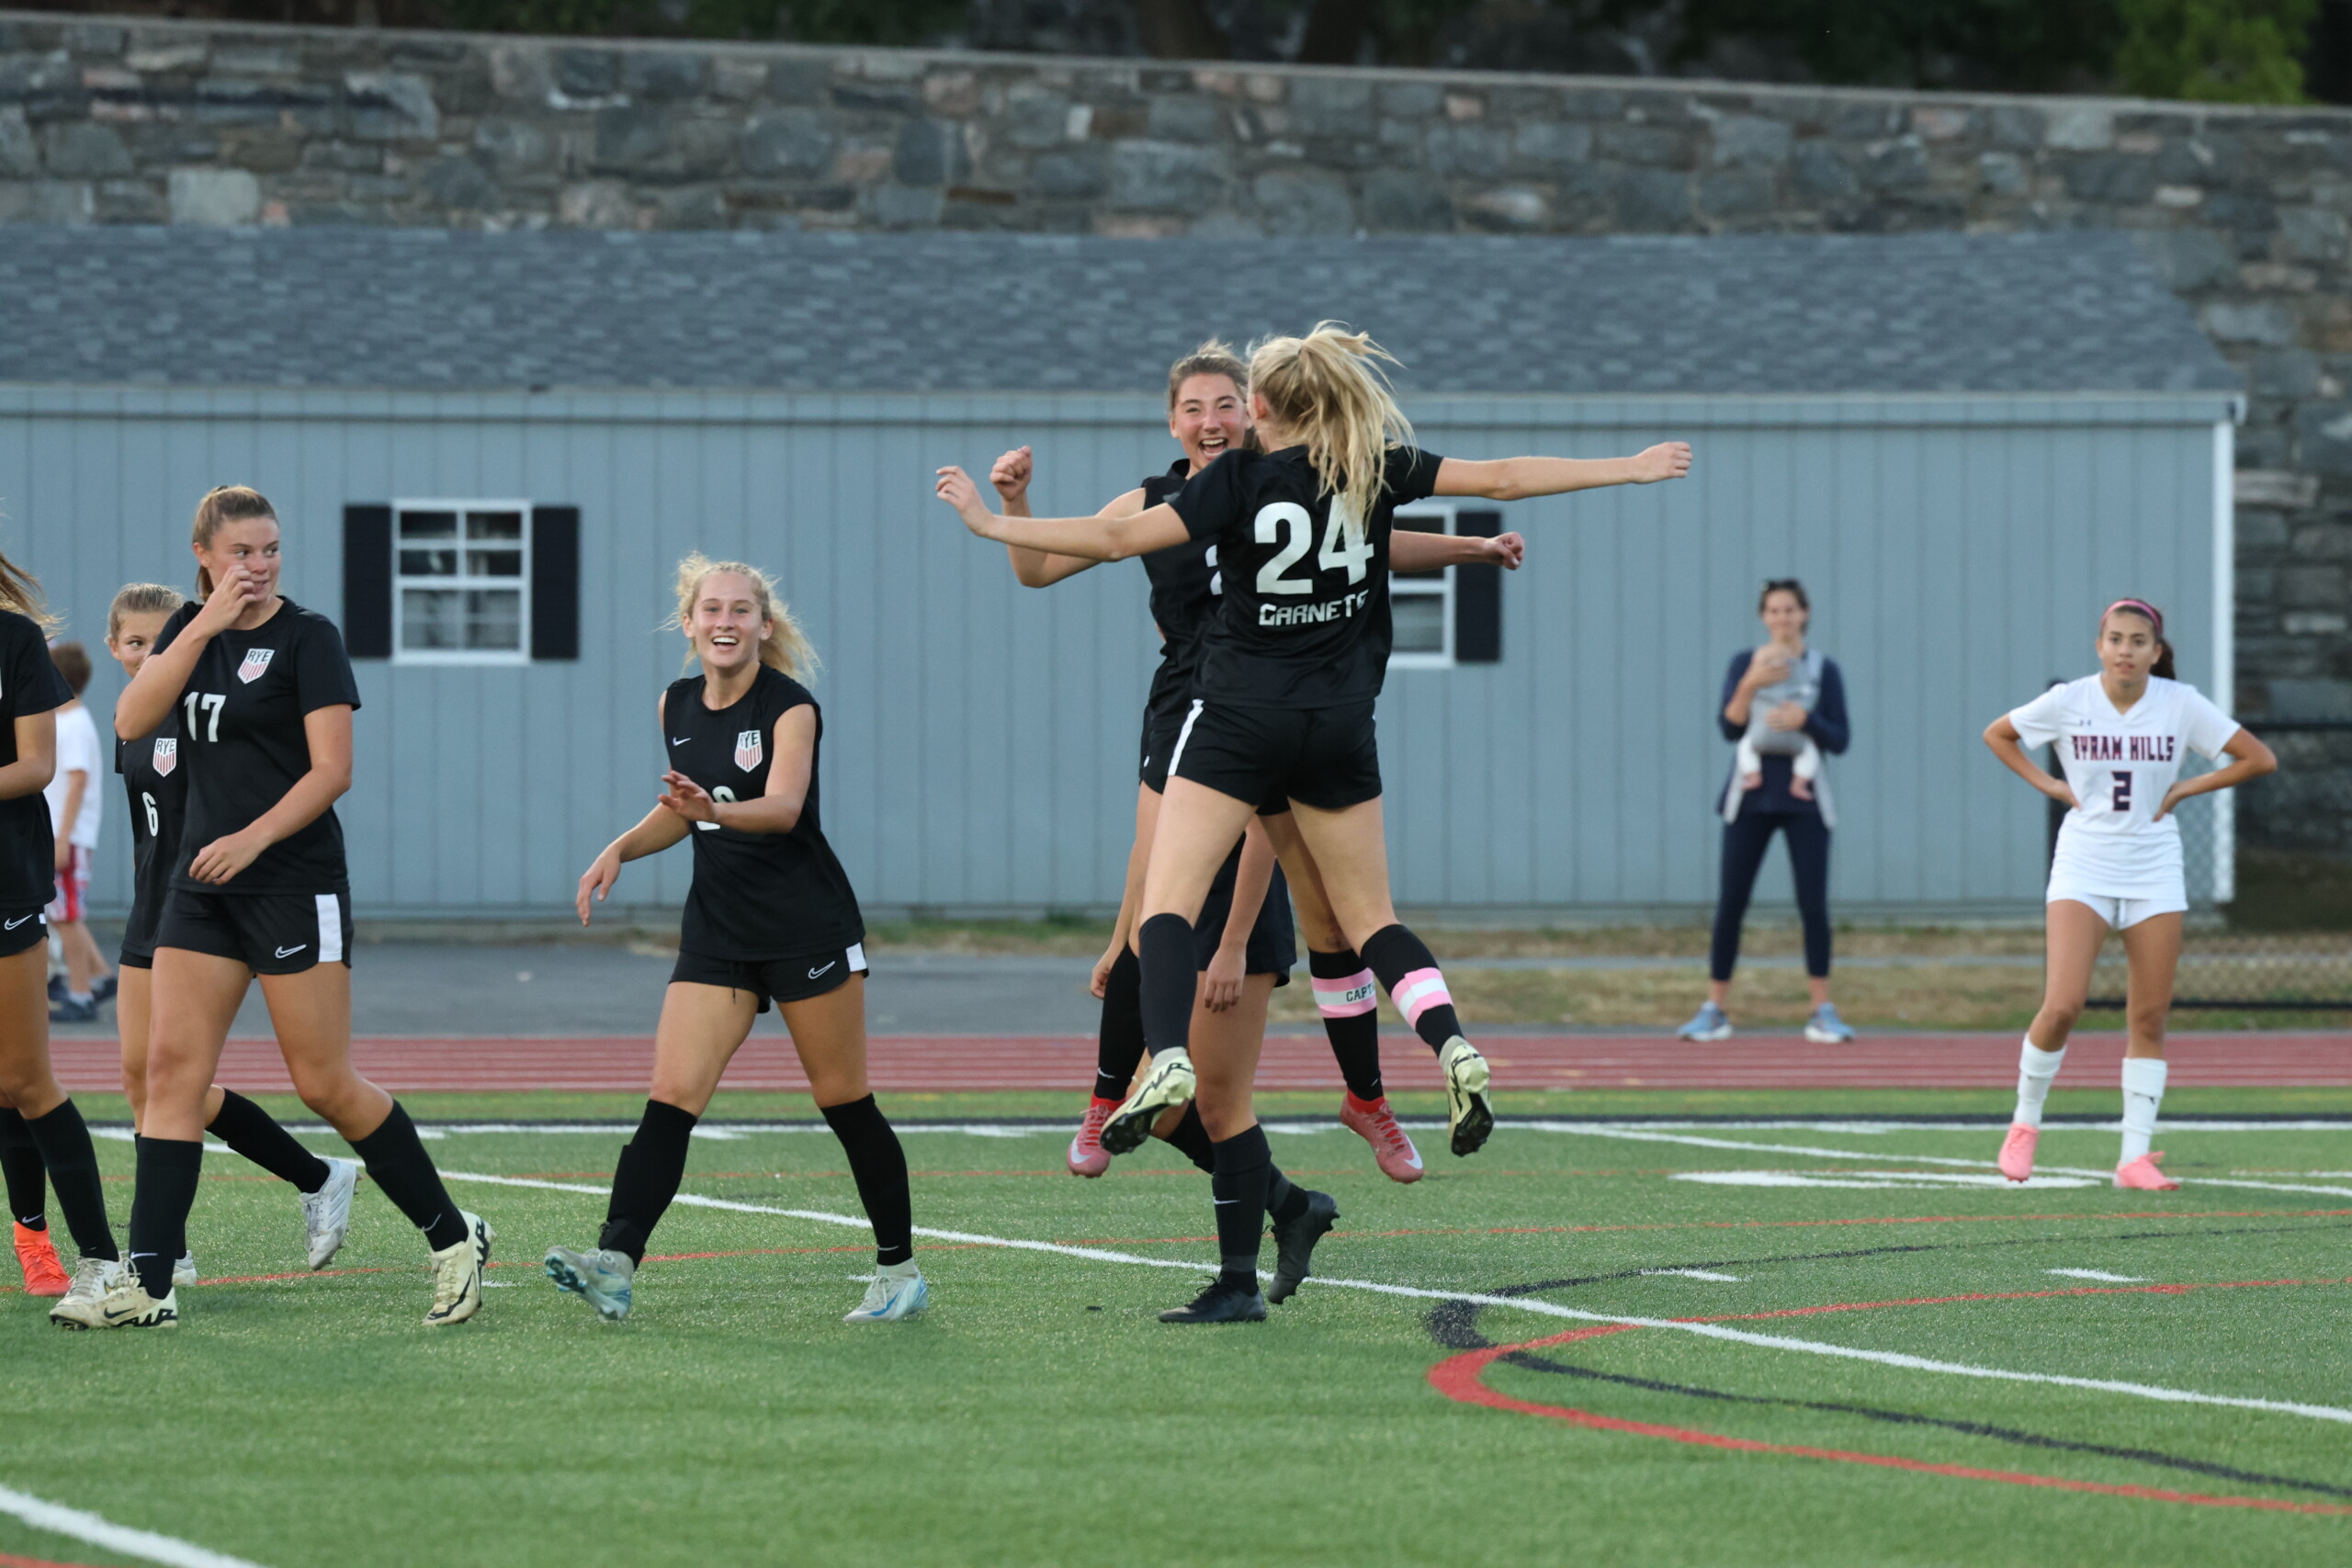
[2007,675,2239,898]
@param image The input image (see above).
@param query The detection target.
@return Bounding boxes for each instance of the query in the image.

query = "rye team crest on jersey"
[734,729,763,773]
[152,738,177,776]
[237,648,276,684]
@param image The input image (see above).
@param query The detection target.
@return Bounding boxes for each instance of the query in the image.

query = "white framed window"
[391,500,531,666]
[1388,503,1456,670]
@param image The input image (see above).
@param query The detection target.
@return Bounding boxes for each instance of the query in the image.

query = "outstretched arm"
[939,466,1189,562]
[1391,530,1525,572]
[992,447,1128,589]
[1434,442,1691,502]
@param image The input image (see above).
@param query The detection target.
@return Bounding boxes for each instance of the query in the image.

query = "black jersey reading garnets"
[1140,460,1220,673]
[154,599,362,895]
[1169,445,1444,708]
[117,710,188,950]
[664,664,864,961]
[0,610,71,910]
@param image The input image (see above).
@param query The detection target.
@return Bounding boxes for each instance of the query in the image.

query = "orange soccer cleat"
[2114,1152,2180,1191]
[1067,1098,1117,1178]
[12,1220,69,1297]
[1340,1093,1424,1184]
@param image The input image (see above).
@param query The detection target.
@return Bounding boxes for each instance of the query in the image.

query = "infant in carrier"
[1726,646,1823,821]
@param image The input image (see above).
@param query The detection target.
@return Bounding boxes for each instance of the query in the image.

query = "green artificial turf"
[4,1115,2349,1567]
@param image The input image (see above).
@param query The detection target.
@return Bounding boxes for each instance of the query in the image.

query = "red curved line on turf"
[0,1551,105,1567]
[1429,1283,2352,1514]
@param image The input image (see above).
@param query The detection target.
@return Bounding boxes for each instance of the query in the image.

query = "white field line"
[1520,1122,2352,1199]
[2047,1269,2148,1283]
[237,1118,2352,1140]
[442,1170,2352,1427]
[0,1483,268,1568]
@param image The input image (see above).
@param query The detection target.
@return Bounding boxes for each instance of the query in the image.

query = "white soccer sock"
[2120,1056,2167,1165]
[2012,1038,2065,1128]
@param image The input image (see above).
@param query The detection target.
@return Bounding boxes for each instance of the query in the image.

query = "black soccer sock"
[1136,913,1197,1060]
[208,1089,332,1194]
[128,1135,198,1295]
[348,1102,469,1253]
[1362,924,1463,1055]
[1307,948,1385,1100]
[1153,1102,1216,1175]
[1093,945,1147,1101]
[0,1106,48,1230]
[23,1100,116,1261]
[1266,1166,1311,1226]
[597,1099,698,1265]
[820,1096,914,1268]
[1208,1124,1272,1291]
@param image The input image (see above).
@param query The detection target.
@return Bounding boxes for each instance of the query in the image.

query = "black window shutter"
[1453,509,1503,664]
[342,504,392,659]
[531,505,581,661]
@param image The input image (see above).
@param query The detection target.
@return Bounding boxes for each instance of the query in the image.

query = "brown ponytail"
[0,547,56,631]
[191,485,276,596]
[2153,640,2177,681]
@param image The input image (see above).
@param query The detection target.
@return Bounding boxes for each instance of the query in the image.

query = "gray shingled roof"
[0,227,2236,397]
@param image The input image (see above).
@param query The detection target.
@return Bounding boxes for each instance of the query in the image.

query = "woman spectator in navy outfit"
[1679,579,1853,1043]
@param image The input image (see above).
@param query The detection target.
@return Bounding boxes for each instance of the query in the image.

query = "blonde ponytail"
[191,486,276,597]
[1248,322,1415,546]
[667,552,819,682]
[0,546,56,630]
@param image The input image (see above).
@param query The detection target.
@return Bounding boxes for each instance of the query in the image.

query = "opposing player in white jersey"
[1983,598,2275,1190]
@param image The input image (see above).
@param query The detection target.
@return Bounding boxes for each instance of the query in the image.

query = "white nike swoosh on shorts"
[3,915,29,930]
[276,944,308,958]
[807,961,836,979]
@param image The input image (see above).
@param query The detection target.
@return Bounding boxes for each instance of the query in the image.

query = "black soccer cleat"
[1265,1190,1338,1305]
[1158,1276,1268,1324]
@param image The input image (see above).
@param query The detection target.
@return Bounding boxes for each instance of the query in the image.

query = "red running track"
[44,1032,2352,1094]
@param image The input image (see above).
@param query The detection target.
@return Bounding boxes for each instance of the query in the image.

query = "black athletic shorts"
[671,941,867,1013]
[1149,694,1295,816]
[1168,699,1382,814]
[1193,852,1295,982]
[155,887,352,975]
[0,908,43,961]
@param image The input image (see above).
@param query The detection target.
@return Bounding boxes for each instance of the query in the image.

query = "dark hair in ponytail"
[2102,599,2174,679]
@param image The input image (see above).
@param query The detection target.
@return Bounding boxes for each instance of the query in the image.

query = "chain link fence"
[2083,721,2352,1011]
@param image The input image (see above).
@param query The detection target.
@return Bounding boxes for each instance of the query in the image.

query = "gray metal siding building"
[0,228,2240,919]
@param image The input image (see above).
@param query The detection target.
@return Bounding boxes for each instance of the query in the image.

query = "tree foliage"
[2114,0,2317,101]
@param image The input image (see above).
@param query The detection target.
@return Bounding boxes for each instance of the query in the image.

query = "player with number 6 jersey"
[940,321,1691,1323]
[1984,598,2276,1191]
[74,487,492,1333]
[554,554,922,1325]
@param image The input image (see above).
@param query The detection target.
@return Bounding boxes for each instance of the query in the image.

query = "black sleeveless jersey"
[664,664,864,961]
[1138,460,1220,680]
[156,599,362,895]
[117,711,188,953]
[1169,445,1445,708]
[0,610,70,911]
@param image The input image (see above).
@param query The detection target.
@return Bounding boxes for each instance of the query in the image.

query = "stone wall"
[1,10,2348,742]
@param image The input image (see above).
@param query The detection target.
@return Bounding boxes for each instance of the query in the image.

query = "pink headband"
[2103,598,2163,637]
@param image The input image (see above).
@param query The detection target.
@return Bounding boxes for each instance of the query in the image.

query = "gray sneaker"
[1804,1003,1856,1044]
[545,1245,635,1321]
[1677,1001,1733,1042]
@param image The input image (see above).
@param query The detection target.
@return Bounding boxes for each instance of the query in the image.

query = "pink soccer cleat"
[12,1221,68,1297]
[1996,1123,2039,1183]
[2114,1152,2179,1191]
[1067,1098,1117,1179]
[1340,1093,1424,1184]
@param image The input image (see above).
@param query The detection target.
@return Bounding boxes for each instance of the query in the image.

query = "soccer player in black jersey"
[63,488,492,1331]
[989,343,1523,1190]
[103,582,362,1289]
[551,555,922,1324]
[0,548,129,1319]
[941,324,1690,1321]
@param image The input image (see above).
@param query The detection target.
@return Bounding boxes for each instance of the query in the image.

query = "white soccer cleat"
[51,1261,176,1330]
[1099,1049,1196,1156]
[302,1156,362,1270]
[545,1245,635,1322]
[1438,1036,1495,1156]
[424,1212,494,1327]
[173,1252,198,1289]
[843,1263,928,1323]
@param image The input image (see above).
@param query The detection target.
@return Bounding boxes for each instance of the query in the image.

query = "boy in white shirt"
[41,642,109,1022]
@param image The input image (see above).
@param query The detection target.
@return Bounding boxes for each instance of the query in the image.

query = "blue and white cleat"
[1804,1003,1856,1044]
[843,1262,928,1323]
[1677,1001,1733,1042]
[544,1245,635,1322]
